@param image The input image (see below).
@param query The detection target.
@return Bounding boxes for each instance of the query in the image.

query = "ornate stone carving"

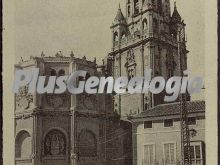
[16,86,33,110]
[114,66,120,77]
[113,96,119,114]
[189,129,197,138]
[55,51,64,58]
[144,95,150,110]
[77,93,97,110]
[125,49,136,80]
[126,50,135,66]
[44,130,66,156]
[45,94,70,108]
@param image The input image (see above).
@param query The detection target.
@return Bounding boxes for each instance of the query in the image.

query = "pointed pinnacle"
[174,1,177,9]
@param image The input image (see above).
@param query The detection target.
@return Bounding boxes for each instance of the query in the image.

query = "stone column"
[148,12,153,37]
[32,114,37,165]
[69,59,78,165]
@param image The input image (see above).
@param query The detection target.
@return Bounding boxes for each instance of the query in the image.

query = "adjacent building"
[130,101,205,165]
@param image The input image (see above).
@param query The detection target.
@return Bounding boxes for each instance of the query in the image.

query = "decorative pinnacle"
[41,51,45,57]
[174,1,178,11]
[119,3,121,9]
[70,51,74,57]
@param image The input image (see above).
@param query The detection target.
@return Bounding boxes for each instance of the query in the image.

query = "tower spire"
[113,3,126,25]
[171,1,181,22]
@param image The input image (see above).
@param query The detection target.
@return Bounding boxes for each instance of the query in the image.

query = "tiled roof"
[132,100,205,119]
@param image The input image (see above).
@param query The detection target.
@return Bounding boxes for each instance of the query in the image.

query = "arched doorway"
[42,129,69,165]
[15,130,32,159]
[77,129,97,165]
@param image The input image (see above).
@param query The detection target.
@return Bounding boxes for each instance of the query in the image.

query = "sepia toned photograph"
[2,0,218,165]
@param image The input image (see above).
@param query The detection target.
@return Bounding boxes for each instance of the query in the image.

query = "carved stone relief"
[44,129,66,156]
[125,49,136,80]
[45,94,70,108]
[113,96,119,114]
[77,93,97,110]
[16,86,33,110]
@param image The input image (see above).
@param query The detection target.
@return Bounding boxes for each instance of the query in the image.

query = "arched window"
[15,130,32,158]
[114,32,119,42]
[78,129,97,157]
[44,129,66,156]
[142,19,148,30]
[58,69,65,76]
[134,0,139,15]
[121,33,126,39]
[50,69,56,76]
[128,5,131,17]
[121,32,126,43]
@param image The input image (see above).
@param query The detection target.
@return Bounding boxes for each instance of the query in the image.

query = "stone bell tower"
[109,0,188,118]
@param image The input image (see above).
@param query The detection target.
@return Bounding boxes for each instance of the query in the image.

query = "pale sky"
[14,0,204,76]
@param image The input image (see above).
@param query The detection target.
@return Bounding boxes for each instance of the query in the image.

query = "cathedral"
[109,0,187,117]
[14,1,205,165]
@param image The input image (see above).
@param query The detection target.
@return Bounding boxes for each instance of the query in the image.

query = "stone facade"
[14,0,205,165]
[14,54,127,165]
[109,0,188,118]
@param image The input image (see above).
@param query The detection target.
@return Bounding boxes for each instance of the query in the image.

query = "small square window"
[144,121,152,129]
[188,117,196,125]
[164,119,173,127]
